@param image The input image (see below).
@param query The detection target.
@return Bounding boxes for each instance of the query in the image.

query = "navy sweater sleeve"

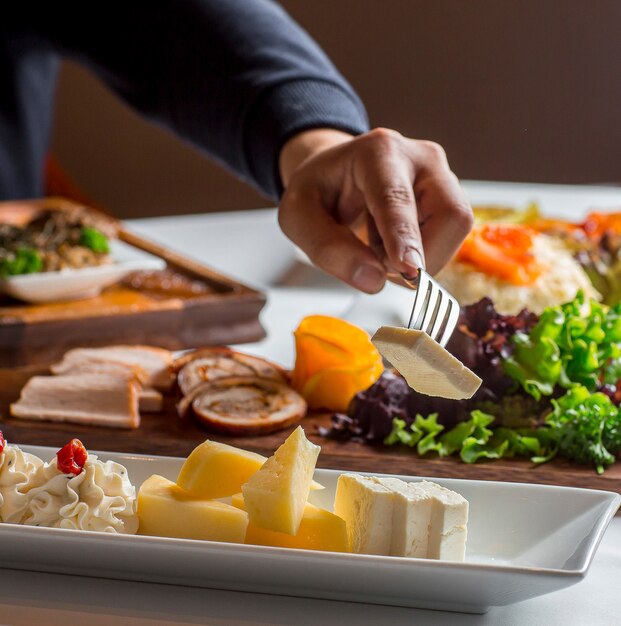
[1,0,369,200]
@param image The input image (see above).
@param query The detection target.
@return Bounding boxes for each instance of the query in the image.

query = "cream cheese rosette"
[0,435,44,524]
[23,439,138,534]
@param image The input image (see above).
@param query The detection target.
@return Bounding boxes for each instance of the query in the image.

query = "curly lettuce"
[385,386,621,473]
[384,410,553,465]
[503,292,621,400]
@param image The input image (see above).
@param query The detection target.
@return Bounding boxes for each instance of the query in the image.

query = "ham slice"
[51,345,173,390]
[10,374,140,429]
[47,359,163,413]
[138,387,163,413]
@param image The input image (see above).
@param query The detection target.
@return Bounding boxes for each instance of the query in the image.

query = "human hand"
[278,128,473,293]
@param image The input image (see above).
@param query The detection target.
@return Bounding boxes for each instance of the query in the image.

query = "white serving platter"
[0,240,165,303]
[0,445,617,615]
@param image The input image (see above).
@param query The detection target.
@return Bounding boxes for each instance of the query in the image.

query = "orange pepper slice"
[581,212,621,238]
[456,224,544,286]
[292,315,384,412]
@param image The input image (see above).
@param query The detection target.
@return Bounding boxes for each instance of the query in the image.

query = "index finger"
[352,129,425,276]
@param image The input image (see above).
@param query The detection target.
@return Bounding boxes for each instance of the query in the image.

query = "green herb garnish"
[79,227,109,253]
[545,386,620,474]
[0,247,43,277]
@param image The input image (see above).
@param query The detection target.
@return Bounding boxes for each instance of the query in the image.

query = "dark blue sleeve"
[4,0,369,200]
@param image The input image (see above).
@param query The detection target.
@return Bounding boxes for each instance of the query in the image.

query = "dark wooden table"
[2,367,620,496]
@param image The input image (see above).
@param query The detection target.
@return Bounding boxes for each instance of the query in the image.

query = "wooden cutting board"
[1,367,619,497]
[0,198,266,367]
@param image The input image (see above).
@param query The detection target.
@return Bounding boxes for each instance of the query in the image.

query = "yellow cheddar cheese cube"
[176,439,323,499]
[241,426,320,535]
[176,440,266,499]
[138,474,247,543]
[231,493,349,553]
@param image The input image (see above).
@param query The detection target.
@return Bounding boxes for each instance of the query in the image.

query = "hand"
[278,127,473,293]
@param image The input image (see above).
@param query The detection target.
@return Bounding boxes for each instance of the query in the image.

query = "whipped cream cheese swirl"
[0,445,44,524]
[24,455,139,534]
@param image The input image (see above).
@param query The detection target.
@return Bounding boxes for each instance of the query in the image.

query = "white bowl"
[0,240,165,303]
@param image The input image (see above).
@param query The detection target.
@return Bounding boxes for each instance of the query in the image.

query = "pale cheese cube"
[176,440,266,499]
[371,326,482,399]
[241,426,320,535]
[231,493,349,553]
[137,474,248,543]
[176,439,323,500]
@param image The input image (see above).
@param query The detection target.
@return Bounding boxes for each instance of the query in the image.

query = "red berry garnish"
[0,431,6,454]
[56,439,88,475]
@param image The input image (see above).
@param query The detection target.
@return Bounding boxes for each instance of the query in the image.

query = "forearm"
[10,0,368,198]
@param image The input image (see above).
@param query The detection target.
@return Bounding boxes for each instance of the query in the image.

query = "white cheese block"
[371,326,482,399]
[423,481,469,561]
[333,474,395,555]
[374,476,433,558]
[375,477,469,561]
[335,474,469,561]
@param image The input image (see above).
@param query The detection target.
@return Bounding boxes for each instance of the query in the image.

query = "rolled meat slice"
[183,376,306,436]
[175,348,288,396]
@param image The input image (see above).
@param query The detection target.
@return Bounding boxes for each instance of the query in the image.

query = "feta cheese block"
[371,326,482,399]
[137,474,247,543]
[375,476,434,558]
[375,477,469,560]
[231,493,349,553]
[334,474,469,561]
[333,474,395,555]
[241,426,320,535]
[422,481,469,561]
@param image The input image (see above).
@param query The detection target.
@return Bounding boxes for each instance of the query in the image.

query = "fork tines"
[405,269,460,347]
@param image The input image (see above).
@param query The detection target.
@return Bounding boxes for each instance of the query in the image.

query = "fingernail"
[403,247,425,273]
[352,264,385,292]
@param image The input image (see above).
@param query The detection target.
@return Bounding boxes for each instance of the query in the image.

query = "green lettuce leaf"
[504,293,621,399]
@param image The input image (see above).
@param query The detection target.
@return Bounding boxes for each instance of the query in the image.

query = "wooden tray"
[0,199,266,367]
[1,367,619,500]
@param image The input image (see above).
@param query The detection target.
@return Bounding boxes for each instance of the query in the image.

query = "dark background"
[51,1,621,218]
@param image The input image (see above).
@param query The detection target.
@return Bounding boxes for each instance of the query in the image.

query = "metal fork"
[400,268,460,347]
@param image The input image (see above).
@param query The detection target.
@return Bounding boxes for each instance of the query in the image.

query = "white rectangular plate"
[1,444,618,614]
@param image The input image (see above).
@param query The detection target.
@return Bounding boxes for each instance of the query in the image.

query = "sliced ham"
[47,359,163,413]
[51,345,174,390]
[10,374,140,429]
[139,387,163,413]
[51,359,149,384]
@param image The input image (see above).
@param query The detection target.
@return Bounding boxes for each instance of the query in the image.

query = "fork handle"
[386,272,418,290]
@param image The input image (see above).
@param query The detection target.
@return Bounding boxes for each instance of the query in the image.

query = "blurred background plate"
[0,239,165,303]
